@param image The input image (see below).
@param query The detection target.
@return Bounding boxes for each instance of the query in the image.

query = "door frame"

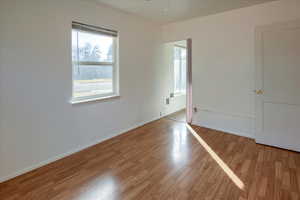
[186,38,193,124]
[164,38,192,123]
[255,20,300,144]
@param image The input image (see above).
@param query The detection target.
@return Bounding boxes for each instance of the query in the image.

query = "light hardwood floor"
[1,118,300,199]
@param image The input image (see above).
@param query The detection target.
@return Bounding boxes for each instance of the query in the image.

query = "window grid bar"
[74,61,115,66]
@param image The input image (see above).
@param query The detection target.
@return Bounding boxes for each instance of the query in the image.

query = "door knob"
[254,90,263,95]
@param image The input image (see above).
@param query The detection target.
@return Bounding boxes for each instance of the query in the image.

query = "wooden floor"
[166,109,186,122]
[1,118,300,200]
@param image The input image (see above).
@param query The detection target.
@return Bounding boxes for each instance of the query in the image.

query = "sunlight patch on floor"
[186,124,245,190]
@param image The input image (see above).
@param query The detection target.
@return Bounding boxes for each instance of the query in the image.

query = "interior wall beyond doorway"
[161,40,187,117]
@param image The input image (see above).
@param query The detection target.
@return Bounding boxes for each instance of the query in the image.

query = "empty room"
[1,0,300,199]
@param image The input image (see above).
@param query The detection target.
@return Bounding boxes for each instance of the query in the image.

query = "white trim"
[164,107,186,117]
[256,139,300,153]
[174,92,186,97]
[74,61,115,66]
[70,94,120,104]
[0,114,164,183]
[197,107,255,119]
[192,122,254,139]
[192,109,254,139]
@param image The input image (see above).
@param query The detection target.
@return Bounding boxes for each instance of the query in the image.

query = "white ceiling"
[93,0,277,24]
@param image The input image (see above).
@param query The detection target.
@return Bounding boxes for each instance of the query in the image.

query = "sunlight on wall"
[186,124,245,190]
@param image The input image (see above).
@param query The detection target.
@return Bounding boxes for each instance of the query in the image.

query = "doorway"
[164,39,192,123]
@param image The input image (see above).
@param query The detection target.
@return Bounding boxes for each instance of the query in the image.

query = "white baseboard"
[192,109,255,139]
[164,107,186,117]
[0,115,163,183]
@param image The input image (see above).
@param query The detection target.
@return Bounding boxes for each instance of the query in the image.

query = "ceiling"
[93,0,277,24]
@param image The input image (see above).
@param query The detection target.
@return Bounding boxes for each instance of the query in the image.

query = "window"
[173,46,186,95]
[71,22,118,103]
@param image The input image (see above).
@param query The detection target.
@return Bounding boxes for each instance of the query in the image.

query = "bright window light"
[174,46,187,95]
[71,22,118,102]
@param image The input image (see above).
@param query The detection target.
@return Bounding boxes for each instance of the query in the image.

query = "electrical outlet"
[166,98,170,105]
[193,107,198,113]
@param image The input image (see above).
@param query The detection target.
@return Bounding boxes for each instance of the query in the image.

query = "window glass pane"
[174,47,181,59]
[72,30,79,62]
[173,46,187,94]
[181,48,187,93]
[75,30,114,63]
[181,48,186,59]
[180,62,186,93]
[174,59,181,93]
[73,65,113,98]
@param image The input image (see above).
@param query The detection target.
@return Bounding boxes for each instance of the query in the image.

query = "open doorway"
[164,39,192,123]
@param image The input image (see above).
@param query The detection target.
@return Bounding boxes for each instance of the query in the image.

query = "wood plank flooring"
[166,109,186,122]
[1,118,300,199]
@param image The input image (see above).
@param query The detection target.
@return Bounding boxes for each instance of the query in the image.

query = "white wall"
[161,42,186,116]
[162,0,300,138]
[0,0,164,182]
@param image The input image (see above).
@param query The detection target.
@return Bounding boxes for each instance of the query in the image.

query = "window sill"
[174,92,186,97]
[70,95,120,105]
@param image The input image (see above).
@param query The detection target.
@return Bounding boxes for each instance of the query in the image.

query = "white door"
[255,20,300,152]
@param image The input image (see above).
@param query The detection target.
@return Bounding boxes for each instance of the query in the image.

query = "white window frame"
[173,45,187,96]
[71,22,119,104]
